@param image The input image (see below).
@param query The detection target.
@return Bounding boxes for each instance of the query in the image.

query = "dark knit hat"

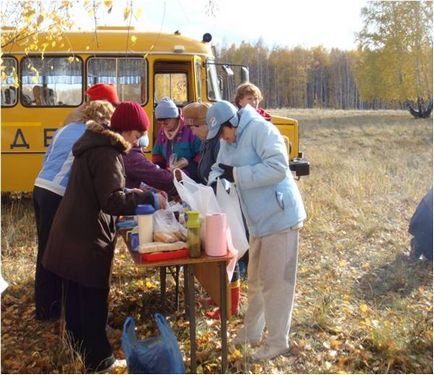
[86,83,119,105]
[110,101,150,132]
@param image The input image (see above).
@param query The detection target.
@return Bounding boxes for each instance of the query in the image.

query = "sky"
[74,0,368,50]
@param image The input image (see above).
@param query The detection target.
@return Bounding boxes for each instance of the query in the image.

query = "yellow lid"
[186,211,200,228]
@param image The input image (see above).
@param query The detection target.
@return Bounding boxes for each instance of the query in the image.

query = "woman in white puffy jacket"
[207,101,306,361]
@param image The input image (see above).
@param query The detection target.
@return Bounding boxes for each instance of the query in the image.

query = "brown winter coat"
[42,121,155,288]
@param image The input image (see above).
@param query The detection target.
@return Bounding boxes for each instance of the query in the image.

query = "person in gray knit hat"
[152,97,202,181]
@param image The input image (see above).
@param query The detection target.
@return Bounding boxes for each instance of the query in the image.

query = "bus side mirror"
[222,65,234,76]
[218,76,224,93]
[241,66,249,83]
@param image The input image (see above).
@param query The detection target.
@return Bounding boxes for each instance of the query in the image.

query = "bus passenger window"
[87,57,147,104]
[21,56,83,107]
[1,57,18,106]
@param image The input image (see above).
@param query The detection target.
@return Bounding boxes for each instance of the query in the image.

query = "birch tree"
[355,1,433,117]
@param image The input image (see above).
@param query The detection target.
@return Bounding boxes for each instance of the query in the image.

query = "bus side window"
[87,57,147,104]
[22,56,83,107]
[1,57,18,107]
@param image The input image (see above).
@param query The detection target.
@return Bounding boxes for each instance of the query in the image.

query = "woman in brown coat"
[43,101,166,372]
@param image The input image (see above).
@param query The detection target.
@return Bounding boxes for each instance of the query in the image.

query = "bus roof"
[2,29,214,57]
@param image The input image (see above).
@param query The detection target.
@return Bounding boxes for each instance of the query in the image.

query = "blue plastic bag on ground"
[121,313,185,374]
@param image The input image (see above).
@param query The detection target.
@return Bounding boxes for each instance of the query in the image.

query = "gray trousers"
[244,228,299,350]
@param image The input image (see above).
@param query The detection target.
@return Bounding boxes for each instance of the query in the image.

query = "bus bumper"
[289,158,310,177]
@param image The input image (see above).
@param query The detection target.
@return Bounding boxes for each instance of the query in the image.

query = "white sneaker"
[232,327,262,347]
[251,345,290,361]
[233,335,261,346]
[111,359,127,369]
[96,359,127,374]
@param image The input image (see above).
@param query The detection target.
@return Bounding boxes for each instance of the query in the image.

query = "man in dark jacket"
[182,101,241,319]
[409,187,433,260]
[43,102,166,372]
[182,102,218,185]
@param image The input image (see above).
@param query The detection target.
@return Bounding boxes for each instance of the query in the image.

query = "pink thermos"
[205,213,227,256]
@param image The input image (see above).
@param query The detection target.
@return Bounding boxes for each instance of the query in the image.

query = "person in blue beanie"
[207,100,306,361]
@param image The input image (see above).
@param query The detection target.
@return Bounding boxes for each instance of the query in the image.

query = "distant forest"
[216,41,414,110]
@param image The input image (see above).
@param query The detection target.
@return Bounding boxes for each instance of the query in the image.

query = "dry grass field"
[1,109,432,374]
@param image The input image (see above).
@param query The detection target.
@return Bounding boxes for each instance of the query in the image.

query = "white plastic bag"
[173,169,238,280]
[173,169,221,247]
[173,168,221,216]
[216,179,249,260]
[153,209,187,243]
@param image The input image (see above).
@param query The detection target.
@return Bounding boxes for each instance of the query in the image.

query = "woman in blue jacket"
[207,101,306,361]
[33,100,115,320]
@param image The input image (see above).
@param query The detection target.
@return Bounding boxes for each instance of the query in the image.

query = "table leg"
[166,266,181,311]
[184,266,189,319]
[185,265,196,373]
[219,262,228,373]
[160,267,167,311]
[175,265,180,310]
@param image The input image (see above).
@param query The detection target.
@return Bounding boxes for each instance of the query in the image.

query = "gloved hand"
[153,192,168,209]
[218,163,234,182]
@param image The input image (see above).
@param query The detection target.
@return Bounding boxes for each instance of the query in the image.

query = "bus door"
[152,60,193,144]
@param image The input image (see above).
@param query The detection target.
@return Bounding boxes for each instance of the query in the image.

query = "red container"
[140,248,189,263]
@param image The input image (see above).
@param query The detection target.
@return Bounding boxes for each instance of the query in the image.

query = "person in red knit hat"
[64,83,120,125]
[42,101,167,373]
[86,83,120,105]
[114,101,179,198]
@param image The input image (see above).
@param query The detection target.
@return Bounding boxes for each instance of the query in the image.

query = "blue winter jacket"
[34,122,86,196]
[208,105,306,237]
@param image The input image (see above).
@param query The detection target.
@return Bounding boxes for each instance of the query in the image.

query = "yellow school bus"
[1,27,309,192]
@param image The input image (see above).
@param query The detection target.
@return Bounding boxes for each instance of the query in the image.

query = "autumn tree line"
[216,1,433,113]
[217,43,372,110]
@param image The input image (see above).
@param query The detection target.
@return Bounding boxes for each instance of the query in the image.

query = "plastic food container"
[140,248,189,262]
[136,204,155,245]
